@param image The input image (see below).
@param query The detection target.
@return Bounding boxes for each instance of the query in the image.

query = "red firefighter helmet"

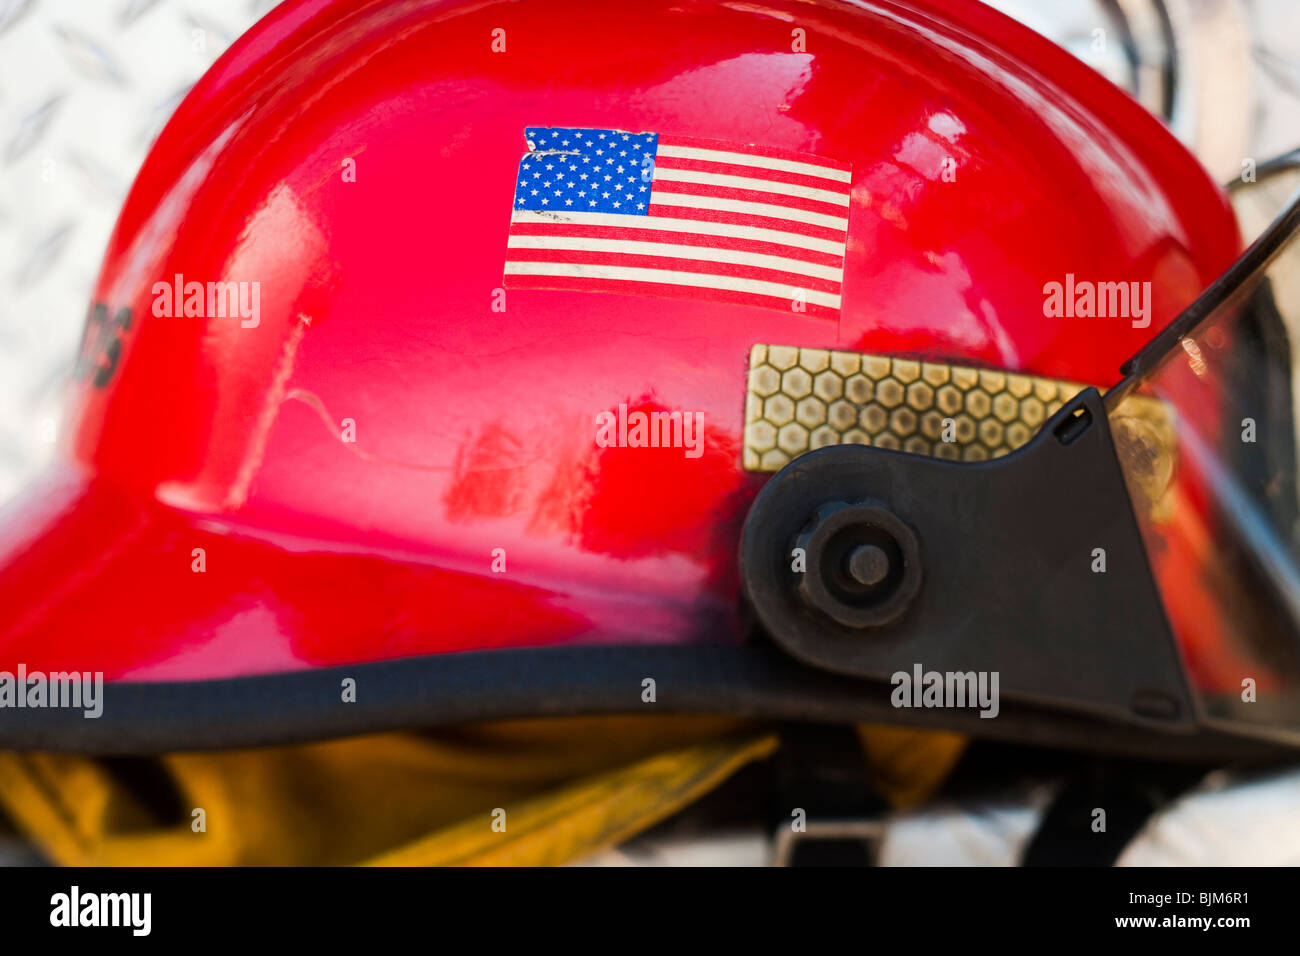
[2,0,1298,757]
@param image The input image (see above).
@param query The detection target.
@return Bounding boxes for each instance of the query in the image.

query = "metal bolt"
[846,544,890,588]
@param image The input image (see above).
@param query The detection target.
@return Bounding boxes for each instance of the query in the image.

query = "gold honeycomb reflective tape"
[743,344,1175,518]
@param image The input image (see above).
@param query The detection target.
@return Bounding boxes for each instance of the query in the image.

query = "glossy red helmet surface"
[0,0,1243,748]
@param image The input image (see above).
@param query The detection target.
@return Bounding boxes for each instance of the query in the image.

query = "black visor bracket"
[740,387,1197,734]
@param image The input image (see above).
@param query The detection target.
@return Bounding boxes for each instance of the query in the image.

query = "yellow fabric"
[365,734,779,866]
[0,717,966,866]
[0,717,764,866]
[854,724,969,809]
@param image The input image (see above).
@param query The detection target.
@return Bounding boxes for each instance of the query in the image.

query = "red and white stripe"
[505,134,851,318]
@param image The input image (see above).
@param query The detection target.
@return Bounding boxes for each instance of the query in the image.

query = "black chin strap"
[1022,761,1209,866]
[769,725,887,866]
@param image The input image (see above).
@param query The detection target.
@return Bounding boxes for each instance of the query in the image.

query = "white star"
[565,198,573,205]
[541,198,549,204]
[602,191,610,198]
[613,201,621,208]
[637,203,645,209]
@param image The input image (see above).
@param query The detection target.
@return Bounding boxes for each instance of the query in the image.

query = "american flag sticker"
[505,127,851,318]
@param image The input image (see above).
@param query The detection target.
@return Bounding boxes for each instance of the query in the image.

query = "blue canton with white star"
[514,127,658,214]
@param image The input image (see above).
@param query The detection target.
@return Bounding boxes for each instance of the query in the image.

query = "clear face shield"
[1108,155,1300,744]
